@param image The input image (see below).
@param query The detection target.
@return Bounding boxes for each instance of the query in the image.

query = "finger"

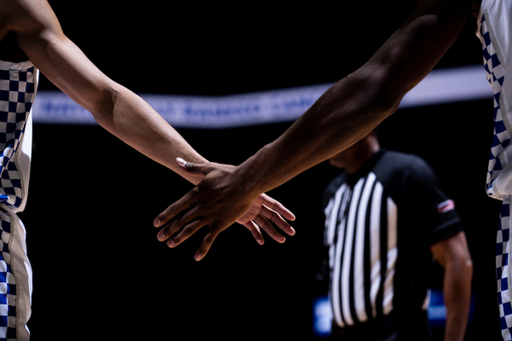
[167,219,207,248]
[259,205,296,236]
[157,206,202,242]
[241,220,264,245]
[254,215,286,243]
[154,189,197,228]
[176,158,214,177]
[260,194,296,221]
[194,227,223,261]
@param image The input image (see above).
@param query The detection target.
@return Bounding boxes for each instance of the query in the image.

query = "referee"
[322,129,472,341]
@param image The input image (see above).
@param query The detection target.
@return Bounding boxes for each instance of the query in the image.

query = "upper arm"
[430,231,472,268]
[360,0,473,112]
[401,157,462,244]
[9,0,116,119]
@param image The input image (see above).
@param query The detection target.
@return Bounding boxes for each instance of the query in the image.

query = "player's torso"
[477,0,512,199]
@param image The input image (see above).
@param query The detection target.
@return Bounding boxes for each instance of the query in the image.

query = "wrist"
[188,174,205,186]
[231,164,261,200]
[234,150,271,198]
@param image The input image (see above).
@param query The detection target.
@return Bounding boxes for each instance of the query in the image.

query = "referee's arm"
[430,232,473,341]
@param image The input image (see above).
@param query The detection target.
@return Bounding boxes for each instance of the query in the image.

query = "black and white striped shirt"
[322,150,461,329]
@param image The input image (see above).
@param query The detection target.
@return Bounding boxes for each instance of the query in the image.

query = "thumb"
[176,157,212,176]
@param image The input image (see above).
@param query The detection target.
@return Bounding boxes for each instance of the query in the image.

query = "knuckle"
[172,234,182,244]
[170,219,183,232]
[164,205,176,218]
[204,231,218,244]
[204,235,214,244]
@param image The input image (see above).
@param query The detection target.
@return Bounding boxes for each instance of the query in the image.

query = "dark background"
[17,1,501,340]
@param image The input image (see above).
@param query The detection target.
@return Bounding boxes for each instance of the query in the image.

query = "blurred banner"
[32,65,491,128]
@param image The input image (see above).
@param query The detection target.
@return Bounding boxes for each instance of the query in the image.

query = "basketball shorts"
[0,207,32,341]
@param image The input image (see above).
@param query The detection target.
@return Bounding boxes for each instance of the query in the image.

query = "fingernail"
[194,252,202,261]
[176,157,186,167]
[157,232,165,241]
[154,218,161,227]
[167,239,174,248]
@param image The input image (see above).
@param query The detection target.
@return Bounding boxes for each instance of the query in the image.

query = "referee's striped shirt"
[322,150,461,328]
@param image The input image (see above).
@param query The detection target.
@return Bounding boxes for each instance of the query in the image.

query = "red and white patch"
[437,199,455,214]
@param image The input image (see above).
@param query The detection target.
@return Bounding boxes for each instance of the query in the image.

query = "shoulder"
[0,0,58,34]
[0,0,62,63]
[381,150,427,166]
[379,150,435,178]
[374,150,442,204]
[0,0,32,60]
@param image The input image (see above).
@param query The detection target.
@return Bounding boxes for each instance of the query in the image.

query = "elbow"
[88,86,119,129]
[453,252,473,282]
[370,66,412,118]
[460,242,473,278]
[349,66,404,122]
[464,256,473,279]
[372,85,403,119]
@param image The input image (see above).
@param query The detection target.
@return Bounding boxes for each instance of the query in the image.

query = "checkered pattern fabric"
[478,14,510,198]
[477,11,512,341]
[498,201,512,340]
[0,209,16,341]
[0,66,35,209]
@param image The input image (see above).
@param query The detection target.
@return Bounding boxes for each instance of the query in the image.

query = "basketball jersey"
[476,0,512,200]
[0,60,37,211]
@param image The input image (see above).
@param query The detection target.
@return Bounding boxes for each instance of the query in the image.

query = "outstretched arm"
[7,0,295,241]
[154,0,474,260]
[9,0,207,183]
[236,0,472,194]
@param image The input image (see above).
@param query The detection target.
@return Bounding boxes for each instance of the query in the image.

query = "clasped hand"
[154,158,296,260]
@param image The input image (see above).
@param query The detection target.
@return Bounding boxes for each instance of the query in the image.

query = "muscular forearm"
[442,258,472,341]
[234,69,398,196]
[237,70,393,196]
[98,85,207,184]
[13,0,207,185]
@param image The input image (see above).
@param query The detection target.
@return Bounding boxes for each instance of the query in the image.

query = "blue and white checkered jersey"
[0,60,36,212]
[0,59,36,341]
[477,2,512,341]
[476,0,512,201]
